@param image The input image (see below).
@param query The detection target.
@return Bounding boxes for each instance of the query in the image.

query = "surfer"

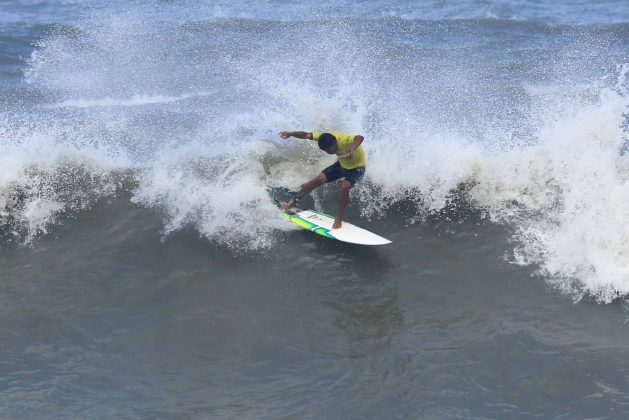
[278,130,366,229]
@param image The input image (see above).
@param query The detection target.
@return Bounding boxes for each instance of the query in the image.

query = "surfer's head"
[318,133,337,154]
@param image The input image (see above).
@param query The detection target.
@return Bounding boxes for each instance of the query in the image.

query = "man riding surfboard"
[278,130,366,229]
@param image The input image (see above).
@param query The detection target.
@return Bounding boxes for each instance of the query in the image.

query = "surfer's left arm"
[279,131,313,140]
[338,135,364,159]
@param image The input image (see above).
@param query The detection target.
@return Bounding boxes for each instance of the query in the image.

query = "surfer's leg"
[332,166,365,229]
[332,180,351,229]
[294,161,343,200]
[280,173,327,210]
[298,172,328,196]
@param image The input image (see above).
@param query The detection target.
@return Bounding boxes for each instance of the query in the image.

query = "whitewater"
[1,1,629,418]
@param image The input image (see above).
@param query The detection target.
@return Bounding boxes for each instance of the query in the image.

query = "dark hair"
[318,133,336,151]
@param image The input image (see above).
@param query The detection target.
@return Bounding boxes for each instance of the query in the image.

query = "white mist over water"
[2,0,629,300]
[470,77,629,302]
[0,120,131,243]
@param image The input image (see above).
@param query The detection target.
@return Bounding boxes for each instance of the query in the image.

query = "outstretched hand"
[279,131,291,139]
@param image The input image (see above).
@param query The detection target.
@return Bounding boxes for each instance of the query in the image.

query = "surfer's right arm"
[279,131,313,140]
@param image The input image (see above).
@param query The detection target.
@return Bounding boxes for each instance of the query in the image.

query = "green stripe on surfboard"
[281,212,336,239]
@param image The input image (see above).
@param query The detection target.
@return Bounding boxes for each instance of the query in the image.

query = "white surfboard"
[282,207,392,246]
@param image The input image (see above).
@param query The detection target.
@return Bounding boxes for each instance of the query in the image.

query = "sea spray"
[0,121,131,243]
[5,0,629,301]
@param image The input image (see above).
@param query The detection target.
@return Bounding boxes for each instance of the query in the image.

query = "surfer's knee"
[317,173,328,185]
[340,180,352,192]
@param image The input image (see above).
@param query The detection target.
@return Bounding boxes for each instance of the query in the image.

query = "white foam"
[131,141,289,250]
[0,120,131,243]
[46,91,214,109]
[362,78,629,302]
[11,0,629,302]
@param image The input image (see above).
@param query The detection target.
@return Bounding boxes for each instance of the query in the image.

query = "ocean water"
[1,0,629,418]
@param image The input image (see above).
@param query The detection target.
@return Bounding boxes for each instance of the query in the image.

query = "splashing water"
[1,0,629,301]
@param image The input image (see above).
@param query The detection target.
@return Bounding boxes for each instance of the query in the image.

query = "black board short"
[322,161,366,186]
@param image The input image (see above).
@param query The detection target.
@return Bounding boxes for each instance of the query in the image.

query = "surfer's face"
[325,143,338,154]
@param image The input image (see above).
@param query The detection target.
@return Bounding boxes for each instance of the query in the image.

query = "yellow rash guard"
[312,131,366,169]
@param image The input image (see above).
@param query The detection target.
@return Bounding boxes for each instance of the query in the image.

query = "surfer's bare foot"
[280,201,294,211]
[332,220,342,229]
